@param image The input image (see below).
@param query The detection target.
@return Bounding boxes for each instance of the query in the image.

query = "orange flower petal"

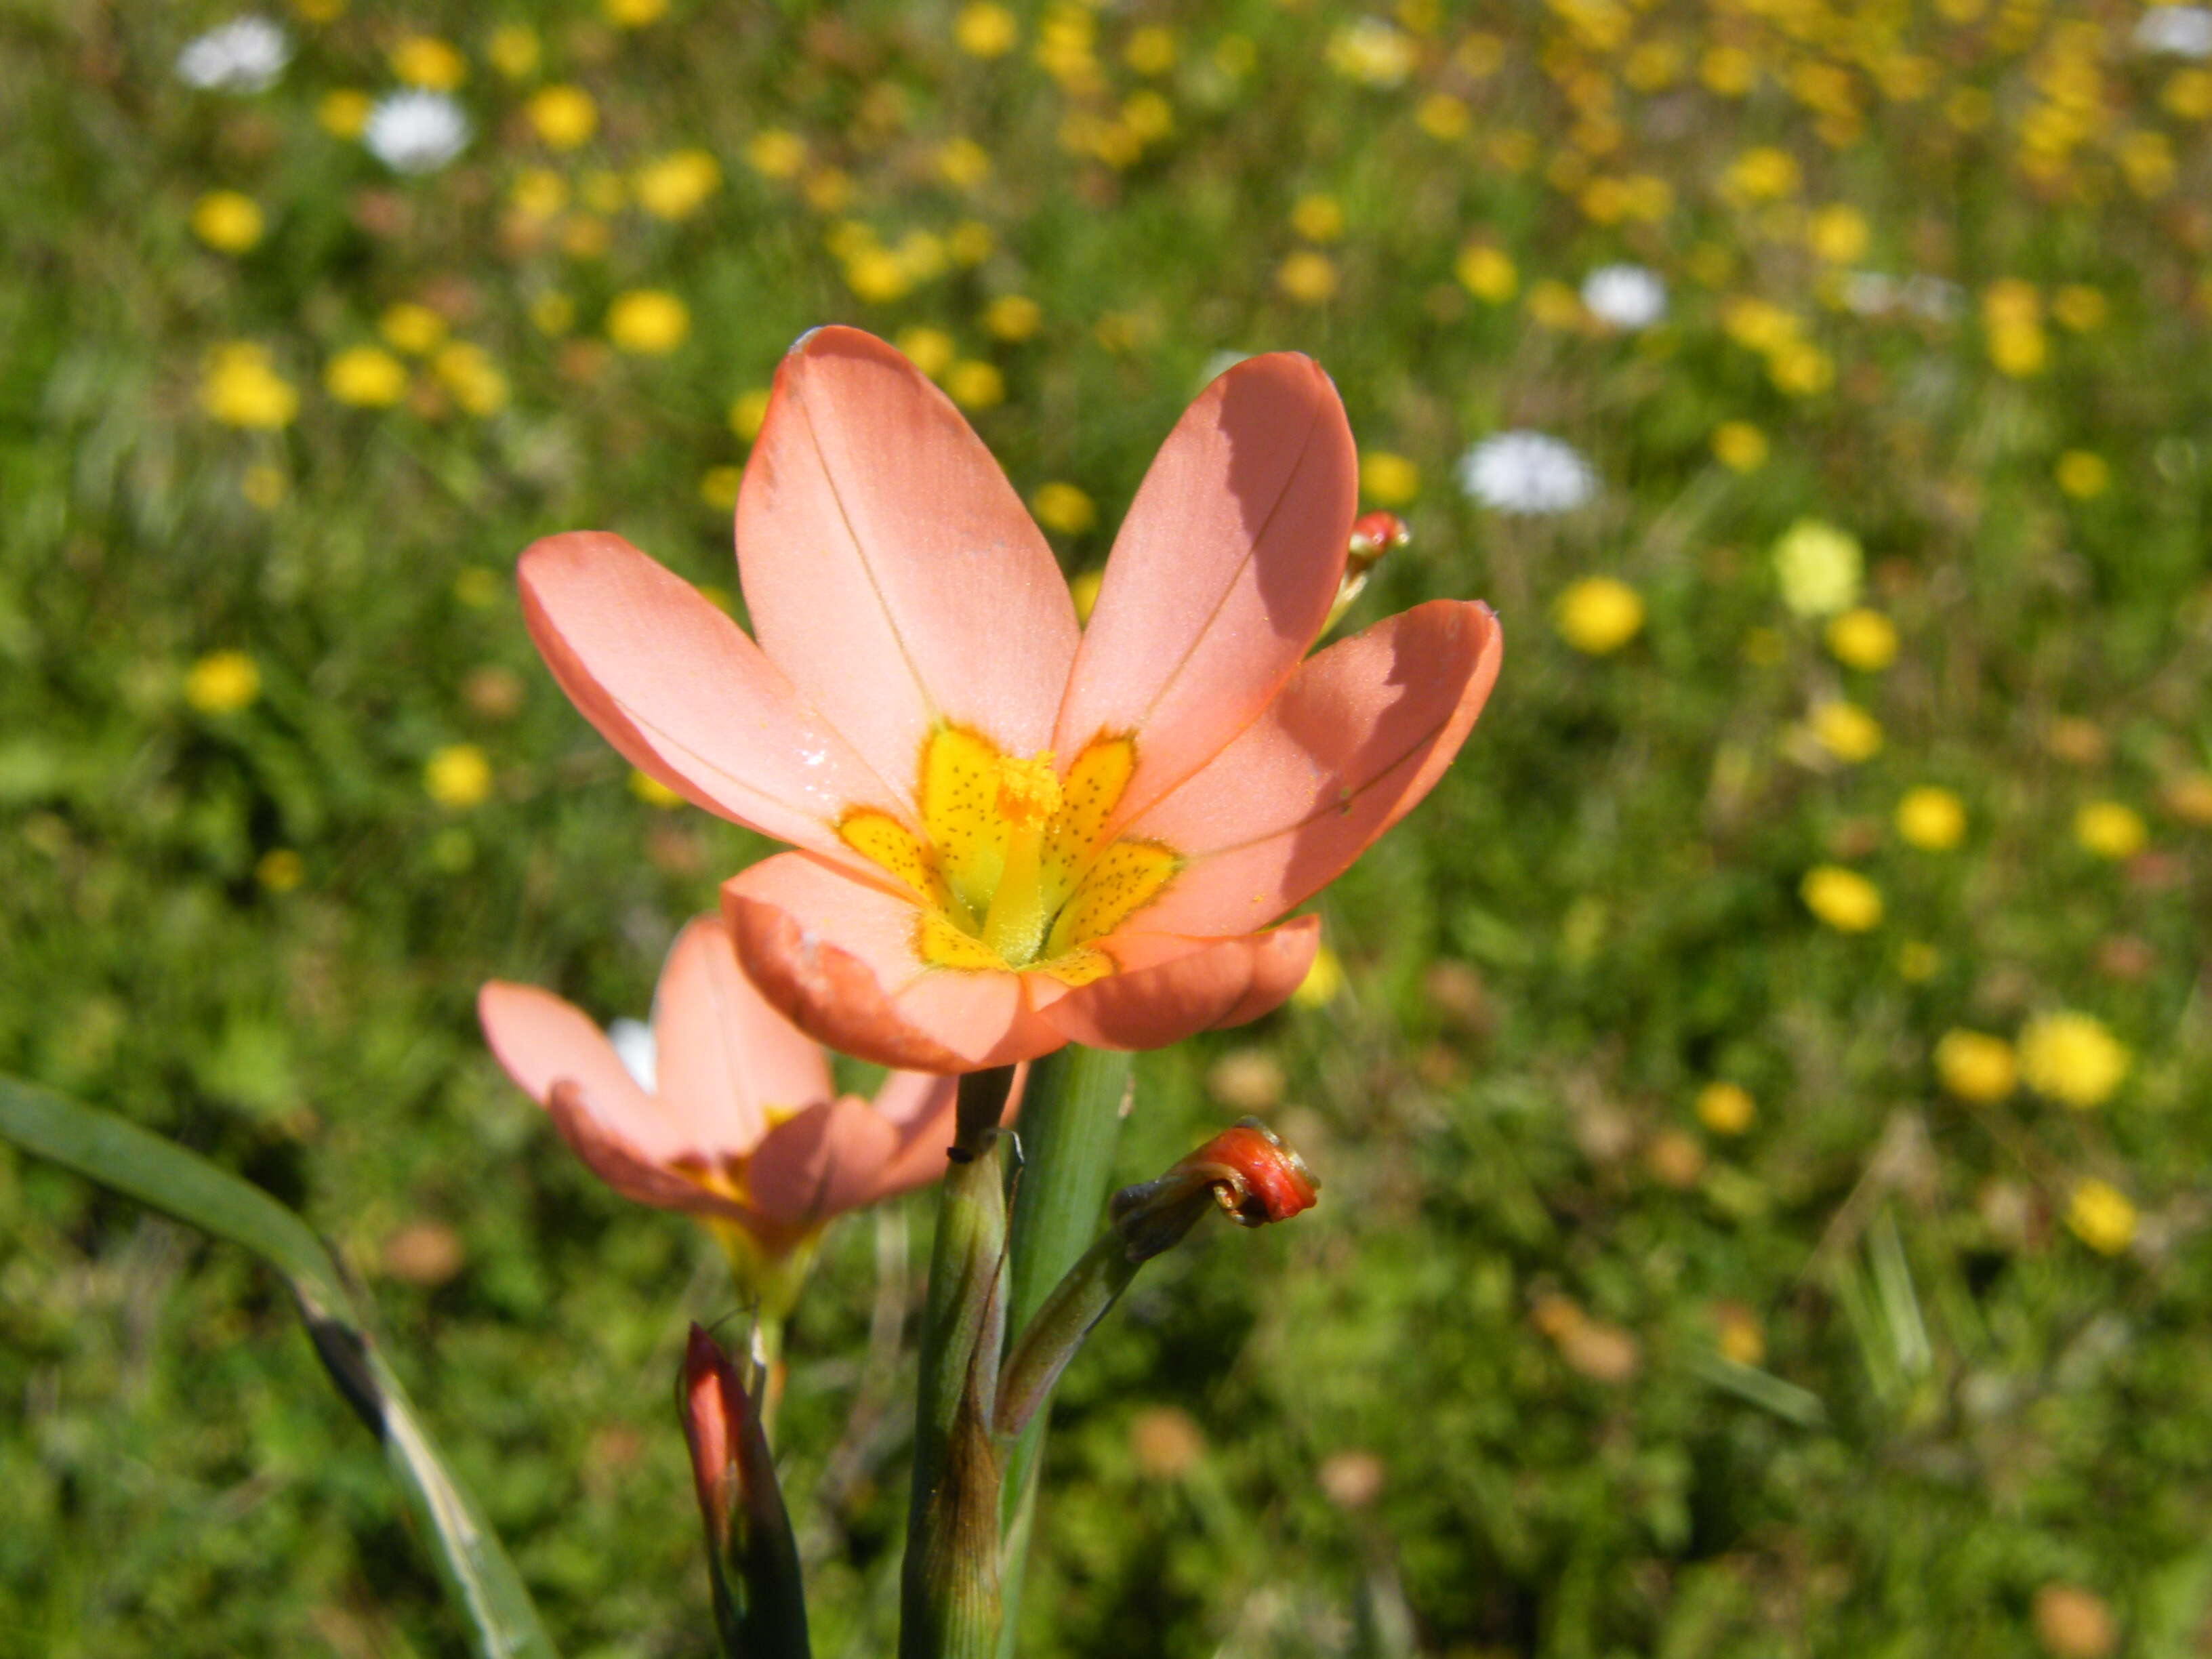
[1039,916,1320,1049]
[1132,600,1500,935]
[724,852,1065,1071]
[518,529,903,859]
[738,327,1078,790]
[1054,352,1357,830]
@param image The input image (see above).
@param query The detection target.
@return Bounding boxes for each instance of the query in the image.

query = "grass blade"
[0,1073,558,1659]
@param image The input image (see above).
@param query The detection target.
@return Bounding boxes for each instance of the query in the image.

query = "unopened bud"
[1109,1118,1318,1261]
[1347,510,1410,576]
[1328,513,1409,630]
[681,1325,808,1654]
[995,1118,1320,1440]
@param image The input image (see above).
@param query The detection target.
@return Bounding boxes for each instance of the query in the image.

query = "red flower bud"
[1349,510,1410,569]
[681,1324,809,1651]
[682,1324,749,1542]
[1170,1119,1320,1226]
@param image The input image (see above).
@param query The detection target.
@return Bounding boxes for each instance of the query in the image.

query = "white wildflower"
[363,91,472,176]
[2136,5,2212,58]
[1580,264,1668,331]
[176,16,291,93]
[607,1018,657,1094]
[1842,271,1962,322]
[1457,432,1599,515]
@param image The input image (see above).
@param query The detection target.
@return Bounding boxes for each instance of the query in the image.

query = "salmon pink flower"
[478,916,977,1269]
[518,327,1500,1071]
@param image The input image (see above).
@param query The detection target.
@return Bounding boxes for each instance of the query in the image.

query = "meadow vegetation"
[6,0,2212,1653]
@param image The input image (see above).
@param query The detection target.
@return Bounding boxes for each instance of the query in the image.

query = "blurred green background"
[7,0,2212,1654]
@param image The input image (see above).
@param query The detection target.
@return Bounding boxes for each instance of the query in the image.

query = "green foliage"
[0,1074,557,1659]
[5,0,2212,1655]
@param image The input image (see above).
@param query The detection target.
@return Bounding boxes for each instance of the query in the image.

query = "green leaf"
[0,1073,558,1659]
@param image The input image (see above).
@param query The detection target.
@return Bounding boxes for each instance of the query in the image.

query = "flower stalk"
[989,1044,1132,1655]
[901,1067,1018,1659]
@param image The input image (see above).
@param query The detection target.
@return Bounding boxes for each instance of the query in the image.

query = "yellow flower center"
[838,724,1180,983]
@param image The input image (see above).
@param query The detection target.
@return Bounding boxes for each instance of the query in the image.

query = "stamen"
[995,751,1062,826]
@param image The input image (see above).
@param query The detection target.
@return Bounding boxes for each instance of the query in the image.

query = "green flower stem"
[991,1231,1142,1443]
[991,1045,1132,1658]
[900,1068,1017,1659]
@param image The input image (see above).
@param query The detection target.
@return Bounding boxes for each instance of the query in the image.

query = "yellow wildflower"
[699,466,741,511]
[1527,280,1584,329]
[1359,452,1419,507]
[1695,1082,1756,1135]
[324,345,408,407]
[1068,570,1103,623]
[843,249,912,304]
[1125,24,1176,74]
[630,770,683,808]
[2018,1012,2129,1108]
[2055,451,2110,499]
[1701,45,1757,96]
[1553,577,1645,655]
[1416,93,1471,139]
[529,292,575,335]
[1826,608,1898,670]
[1988,321,2047,377]
[1277,251,1338,304]
[982,295,1041,342]
[1292,194,1345,242]
[2075,801,2146,861]
[432,342,508,416]
[1801,865,1881,932]
[895,326,956,379]
[527,85,598,150]
[729,389,771,441]
[604,0,668,25]
[946,361,1005,411]
[199,343,298,430]
[1711,421,1768,472]
[1896,787,1966,851]
[2066,1179,2137,1256]
[937,138,991,189]
[510,168,568,220]
[191,191,264,253]
[1724,146,1801,201]
[1806,205,1869,262]
[1031,482,1095,535]
[390,35,466,91]
[954,2,1017,57]
[1935,1030,2015,1101]
[634,150,720,220]
[424,744,493,809]
[744,129,806,180]
[485,24,540,79]
[606,290,689,355]
[1809,701,1882,763]
[1455,245,1517,302]
[317,90,371,137]
[185,651,261,714]
[379,303,447,356]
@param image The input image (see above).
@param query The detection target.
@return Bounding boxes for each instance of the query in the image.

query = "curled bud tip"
[1190,1118,1319,1225]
